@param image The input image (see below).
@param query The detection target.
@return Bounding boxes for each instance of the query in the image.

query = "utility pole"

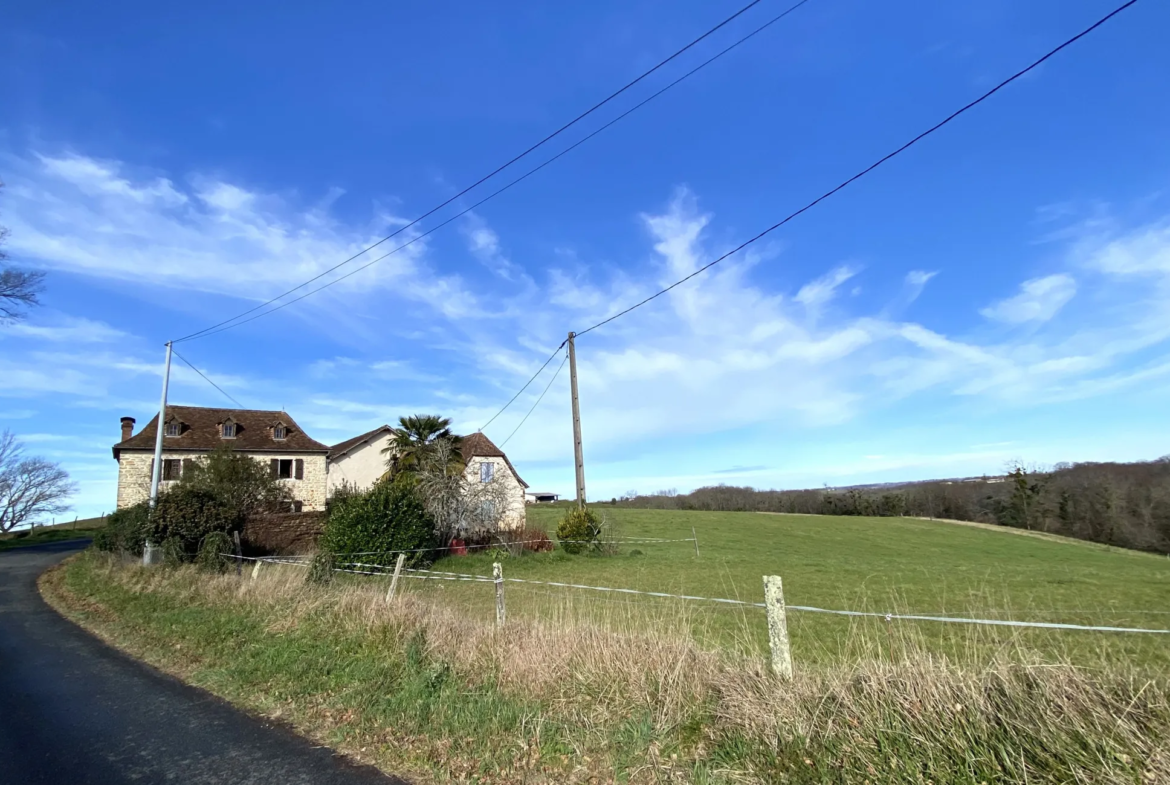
[567,331,586,508]
[148,342,174,509]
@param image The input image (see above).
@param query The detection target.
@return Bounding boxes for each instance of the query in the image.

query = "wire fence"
[225,553,1170,635]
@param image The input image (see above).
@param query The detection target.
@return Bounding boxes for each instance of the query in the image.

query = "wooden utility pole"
[567,332,586,508]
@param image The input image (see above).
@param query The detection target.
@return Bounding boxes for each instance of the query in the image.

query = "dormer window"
[164,421,181,437]
[221,420,237,439]
[273,425,287,441]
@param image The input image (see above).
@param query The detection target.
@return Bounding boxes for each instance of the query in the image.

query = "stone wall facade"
[242,511,326,555]
[115,450,329,511]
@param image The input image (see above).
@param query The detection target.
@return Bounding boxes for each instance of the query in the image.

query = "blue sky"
[2,0,1169,519]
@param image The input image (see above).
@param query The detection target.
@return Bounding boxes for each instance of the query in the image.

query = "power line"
[484,0,1138,448]
[479,340,567,433]
[171,348,246,408]
[500,351,569,448]
[575,0,1139,338]
[172,0,815,344]
[172,0,794,344]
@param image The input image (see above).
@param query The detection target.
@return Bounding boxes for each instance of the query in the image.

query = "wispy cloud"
[795,265,859,309]
[980,274,1077,323]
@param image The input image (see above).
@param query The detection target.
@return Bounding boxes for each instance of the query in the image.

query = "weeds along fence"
[224,547,1170,681]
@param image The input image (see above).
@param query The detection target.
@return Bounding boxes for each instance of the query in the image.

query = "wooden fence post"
[493,562,506,627]
[386,554,406,602]
[232,531,243,577]
[692,526,700,558]
[763,575,793,681]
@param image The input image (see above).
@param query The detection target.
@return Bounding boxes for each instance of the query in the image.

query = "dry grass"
[45,553,1170,784]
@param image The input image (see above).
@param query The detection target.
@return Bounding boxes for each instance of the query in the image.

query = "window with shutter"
[277,459,293,479]
[162,459,182,481]
[182,458,193,477]
[294,459,304,480]
[480,462,494,483]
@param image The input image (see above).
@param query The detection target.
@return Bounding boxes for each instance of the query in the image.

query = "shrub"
[319,477,439,567]
[148,487,239,555]
[196,531,233,573]
[178,444,292,518]
[557,506,601,555]
[497,524,554,557]
[305,552,335,585]
[92,501,150,555]
[161,536,186,566]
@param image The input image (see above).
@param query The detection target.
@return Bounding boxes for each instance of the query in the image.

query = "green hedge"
[147,486,240,557]
[320,478,438,567]
[92,501,151,555]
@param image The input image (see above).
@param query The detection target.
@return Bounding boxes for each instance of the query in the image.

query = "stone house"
[113,407,330,511]
[325,427,529,530]
[113,408,529,528]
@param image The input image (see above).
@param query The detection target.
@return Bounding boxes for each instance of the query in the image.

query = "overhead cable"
[171,0,812,343]
[575,0,1139,338]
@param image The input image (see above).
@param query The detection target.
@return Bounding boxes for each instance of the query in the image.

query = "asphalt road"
[0,540,407,785]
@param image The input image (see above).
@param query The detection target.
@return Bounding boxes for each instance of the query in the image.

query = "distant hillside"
[616,458,1170,555]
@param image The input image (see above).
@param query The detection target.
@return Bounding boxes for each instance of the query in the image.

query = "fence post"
[232,531,243,577]
[692,526,700,558]
[386,554,406,602]
[763,575,793,681]
[493,562,506,627]
[251,560,262,581]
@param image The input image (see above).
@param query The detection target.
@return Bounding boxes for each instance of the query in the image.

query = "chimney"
[120,417,135,442]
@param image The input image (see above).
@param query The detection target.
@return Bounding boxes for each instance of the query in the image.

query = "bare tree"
[413,437,515,542]
[0,430,77,532]
[0,181,45,323]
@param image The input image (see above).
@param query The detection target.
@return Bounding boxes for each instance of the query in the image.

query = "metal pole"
[567,332,586,508]
[148,342,173,509]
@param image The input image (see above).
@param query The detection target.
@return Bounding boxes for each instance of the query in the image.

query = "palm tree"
[382,414,464,478]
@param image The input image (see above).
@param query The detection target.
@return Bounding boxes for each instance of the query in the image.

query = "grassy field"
[0,518,105,552]
[395,507,1170,670]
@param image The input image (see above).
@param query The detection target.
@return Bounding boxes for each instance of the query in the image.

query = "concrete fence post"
[386,554,406,602]
[493,562,506,627]
[251,560,262,581]
[763,575,793,681]
[232,531,243,577]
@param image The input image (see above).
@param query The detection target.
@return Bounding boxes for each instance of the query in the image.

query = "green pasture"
[390,507,1170,669]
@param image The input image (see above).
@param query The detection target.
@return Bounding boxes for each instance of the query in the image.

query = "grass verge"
[43,551,1170,784]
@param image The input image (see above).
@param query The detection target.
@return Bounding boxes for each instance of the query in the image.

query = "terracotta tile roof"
[461,431,528,488]
[328,425,396,459]
[113,406,329,458]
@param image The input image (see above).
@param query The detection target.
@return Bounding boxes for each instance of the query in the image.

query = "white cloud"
[6,148,1170,503]
[1,315,126,343]
[4,151,478,321]
[1083,224,1170,276]
[795,265,859,308]
[980,274,1077,324]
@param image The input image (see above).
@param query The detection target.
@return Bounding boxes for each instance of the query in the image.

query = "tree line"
[615,458,1170,554]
